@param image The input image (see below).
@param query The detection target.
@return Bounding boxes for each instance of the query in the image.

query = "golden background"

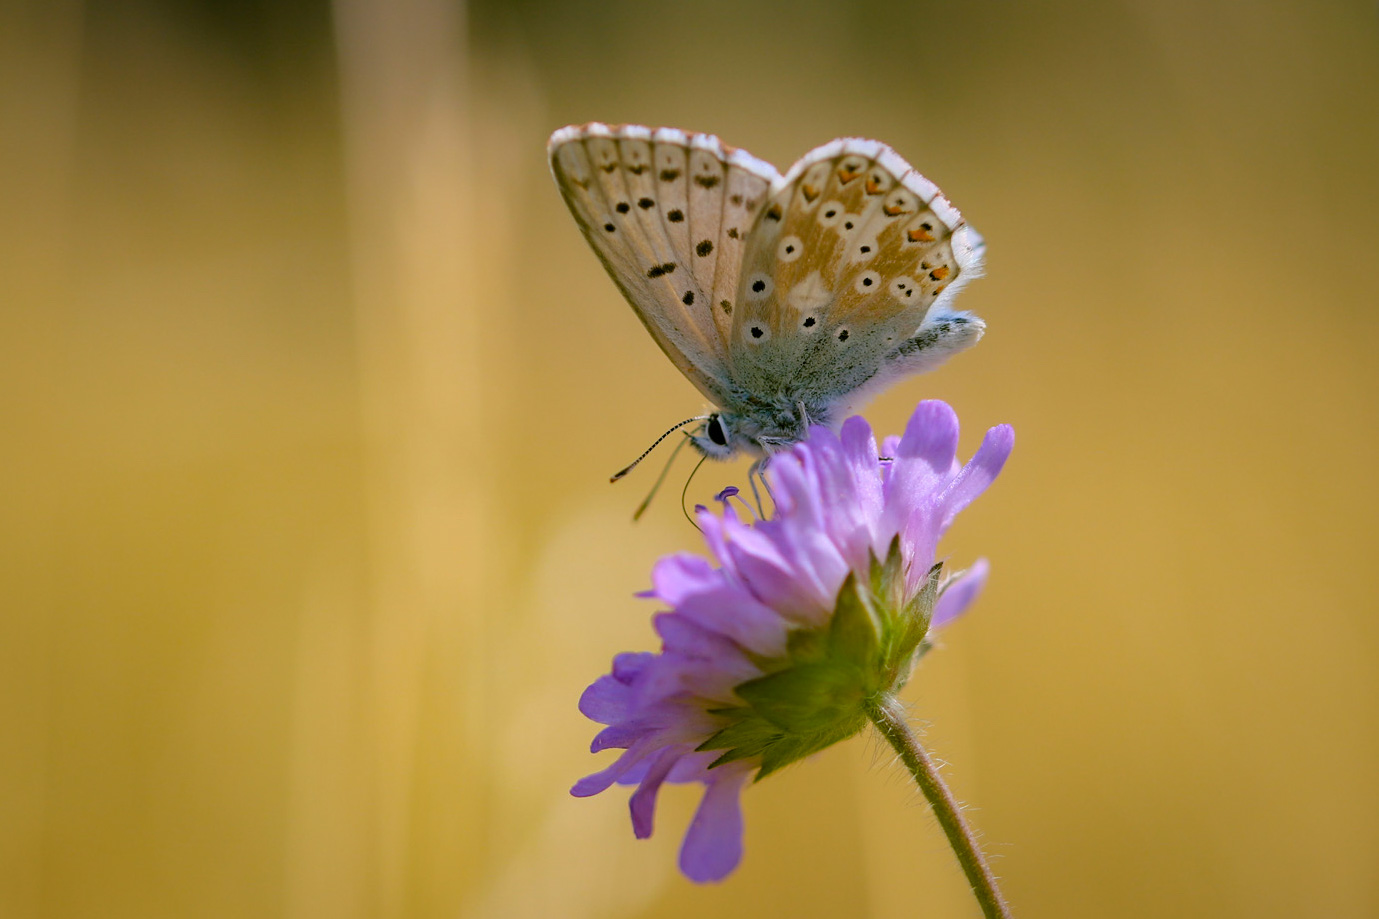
[3,0,1377,916]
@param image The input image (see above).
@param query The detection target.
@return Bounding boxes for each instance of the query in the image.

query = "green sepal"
[697,714,784,768]
[734,660,869,734]
[696,716,777,754]
[828,571,883,671]
[784,623,829,664]
[699,547,946,780]
[882,562,941,681]
[871,534,907,615]
[755,709,868,779]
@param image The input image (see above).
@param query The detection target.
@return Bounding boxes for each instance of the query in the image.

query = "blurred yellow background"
[3,0,1377,916]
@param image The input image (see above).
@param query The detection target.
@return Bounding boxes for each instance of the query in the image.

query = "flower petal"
[679,765,752,883]
[634,653,751,708]
[572,738,656,797]
[938,424,1015,532]
[726,508,842,623]
[591,721,647,753]
[653,614,761,690]
[578,673,635,724]
[611,652,655,685]
[782,427,881,579]
[629,747,683,839]
[897,400,960,472]
[839,415,884,553]
[883,401,960,537]
[647,553,716,605]
[932,558,990,630]
[695,505,737,574]
[664,750,716,783]
[650,554,788,656]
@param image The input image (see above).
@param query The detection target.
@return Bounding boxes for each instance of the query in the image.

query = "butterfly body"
[549,123,986,462]
[690,393,821,460]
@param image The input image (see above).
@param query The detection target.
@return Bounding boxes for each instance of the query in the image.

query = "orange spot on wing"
[838,166,861,184]
[928,266,950,281]
[864,177,884,195]
[801,184,820,202]
[883,204,905,216]
[908,227,935,243]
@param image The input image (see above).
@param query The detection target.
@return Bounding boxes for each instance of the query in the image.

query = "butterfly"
[549,123,985,471]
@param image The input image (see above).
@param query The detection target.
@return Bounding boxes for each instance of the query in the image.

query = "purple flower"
[574,400,1015,883]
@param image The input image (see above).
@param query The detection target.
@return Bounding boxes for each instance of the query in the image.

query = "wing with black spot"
[728,138,985,406]
[548,123,778,404]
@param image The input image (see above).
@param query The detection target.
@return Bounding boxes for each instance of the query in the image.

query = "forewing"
[728,138,985,405]
[548,123,778,404]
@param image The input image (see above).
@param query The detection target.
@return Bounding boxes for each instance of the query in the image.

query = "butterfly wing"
[727,138,985,416]
[548,123,779,405]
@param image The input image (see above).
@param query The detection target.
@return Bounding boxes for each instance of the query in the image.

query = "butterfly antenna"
[631,434,692,522]
[680,454,710,531]
[610,416,709,483]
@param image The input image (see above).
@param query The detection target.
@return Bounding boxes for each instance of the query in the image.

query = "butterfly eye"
[707,415,728,447]
[776,236,803,262]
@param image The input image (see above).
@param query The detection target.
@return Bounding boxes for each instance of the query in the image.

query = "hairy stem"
[866,696,1013,919]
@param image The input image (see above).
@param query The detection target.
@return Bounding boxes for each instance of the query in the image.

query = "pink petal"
[679,766,751,883]
[938,424,1015,532]
[578,673,635,724]
[629,747,683,839]
[931,558,990,630]
[572,738,655,797]
[884,401,961,536]
[896,400,960,473]
[650,554,787,656]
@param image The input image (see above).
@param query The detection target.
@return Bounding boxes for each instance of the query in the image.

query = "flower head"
[573,400,1014,882]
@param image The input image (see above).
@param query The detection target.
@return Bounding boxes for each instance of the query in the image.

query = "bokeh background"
[4,0,1378,916]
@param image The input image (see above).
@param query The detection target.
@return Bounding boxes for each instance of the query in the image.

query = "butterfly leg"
[747,460,765,517]
[747,457,776,518]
